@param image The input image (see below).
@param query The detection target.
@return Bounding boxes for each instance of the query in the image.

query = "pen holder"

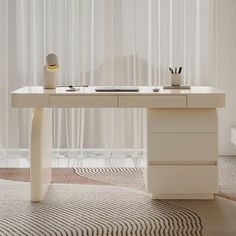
[170,74,182,86]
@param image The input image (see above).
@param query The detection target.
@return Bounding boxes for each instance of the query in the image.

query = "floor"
[169,197,236,236]
[0,152,236,236]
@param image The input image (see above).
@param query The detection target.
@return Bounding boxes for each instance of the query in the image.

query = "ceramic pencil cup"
[170,73,182,86]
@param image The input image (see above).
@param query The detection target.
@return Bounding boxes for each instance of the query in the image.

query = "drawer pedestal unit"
[145,108,218,199]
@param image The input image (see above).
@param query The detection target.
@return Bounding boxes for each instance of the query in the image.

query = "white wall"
[219,0,236,155]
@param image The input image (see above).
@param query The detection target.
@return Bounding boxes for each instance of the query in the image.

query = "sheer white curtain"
[0,0,218,153]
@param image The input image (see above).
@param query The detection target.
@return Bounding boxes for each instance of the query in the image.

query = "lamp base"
[44,66,57,89]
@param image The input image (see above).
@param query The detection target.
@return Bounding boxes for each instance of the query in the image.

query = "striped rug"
[0,183,202,236]
[0,168,204,235]
[0,168,107,185]
[74,167,145,191]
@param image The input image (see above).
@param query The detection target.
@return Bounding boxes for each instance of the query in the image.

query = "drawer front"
[50,95,118,108]
[12,94,50,107]
[146,165,218,194]
[187,94,225,108]
[148,108,218,133]
[148,133,218,163]
[119,95,186,108]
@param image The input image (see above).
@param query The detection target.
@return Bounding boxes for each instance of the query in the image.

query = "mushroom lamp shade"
[44,53,59,89]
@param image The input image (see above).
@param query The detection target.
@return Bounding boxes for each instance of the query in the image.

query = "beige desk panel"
[119,95,187,108]
[50,95,118,108]
[146,165,218,194]
[148,132,218,162]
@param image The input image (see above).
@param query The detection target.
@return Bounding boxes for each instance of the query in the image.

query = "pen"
[169,67,183,74]
[178,67,182,74]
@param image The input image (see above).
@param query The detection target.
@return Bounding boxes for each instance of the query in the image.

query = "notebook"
[163,85,191,89]
[95,87,139,92]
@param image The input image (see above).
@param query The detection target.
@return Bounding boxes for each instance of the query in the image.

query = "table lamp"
[44,53,59,89]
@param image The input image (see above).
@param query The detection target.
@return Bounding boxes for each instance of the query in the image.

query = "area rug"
[1,166,236,201]
[0,168,107,185]
[217,165,236,201]
[0,179,203,236]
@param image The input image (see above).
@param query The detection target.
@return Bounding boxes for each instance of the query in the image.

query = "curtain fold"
[0,0,218,152]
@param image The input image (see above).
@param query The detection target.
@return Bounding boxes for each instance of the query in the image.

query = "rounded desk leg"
[31,108,52,201]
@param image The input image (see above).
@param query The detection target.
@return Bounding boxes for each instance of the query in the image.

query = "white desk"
[11,86,225,201]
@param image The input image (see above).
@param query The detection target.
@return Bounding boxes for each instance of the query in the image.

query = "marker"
[169,67,173,74]
[178,67,182,74]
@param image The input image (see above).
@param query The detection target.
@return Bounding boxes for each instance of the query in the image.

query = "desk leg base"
[31,108,52,202]
[149,193,214,200]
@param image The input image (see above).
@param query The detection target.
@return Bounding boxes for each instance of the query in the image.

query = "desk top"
[11,86,225,108]
[12,86,224,95]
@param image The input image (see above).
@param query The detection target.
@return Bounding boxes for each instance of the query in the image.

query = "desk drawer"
[187,94,225,108]
[12,94,50,107]
[119,95,186,108]
[146,165,217,194]
[148,108,218,133]
[50,95,118,108]
[148,133,218,163]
